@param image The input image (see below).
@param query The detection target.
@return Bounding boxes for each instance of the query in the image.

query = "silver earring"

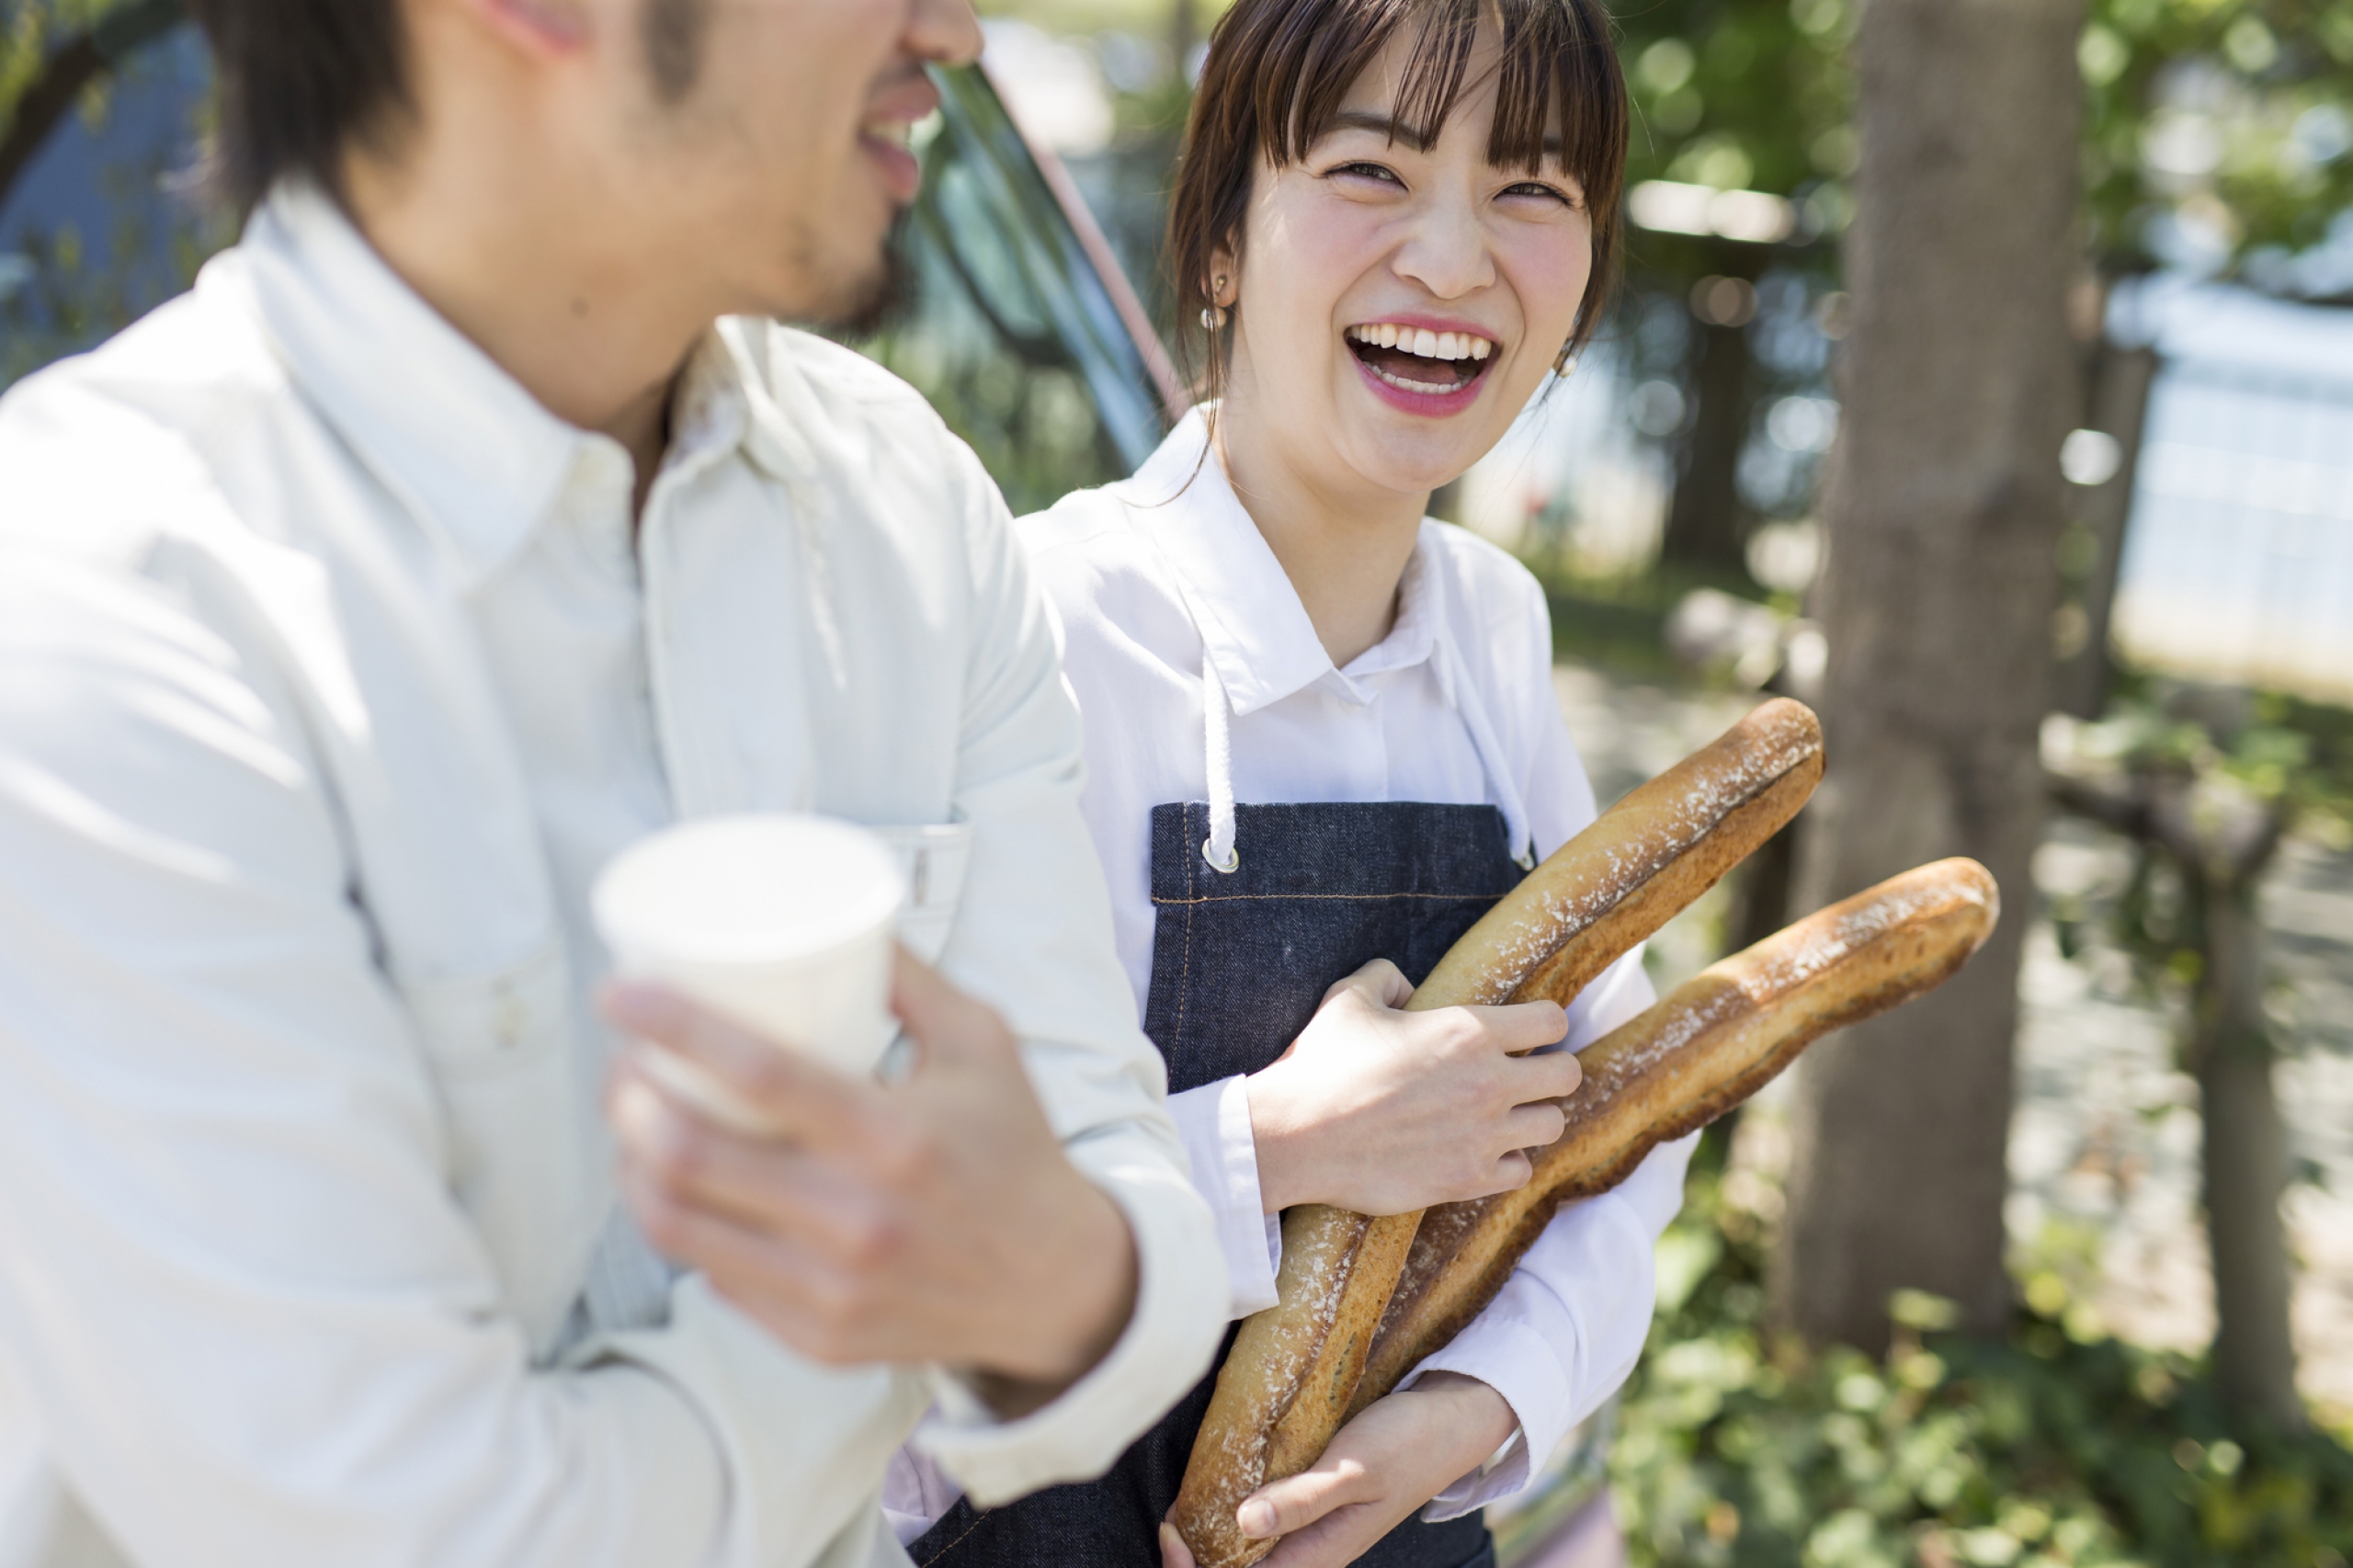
[1200,304,1229,331]
[1552,344,1577,377]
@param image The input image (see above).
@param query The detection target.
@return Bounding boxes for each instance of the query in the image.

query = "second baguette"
[1352,857,2002,1415]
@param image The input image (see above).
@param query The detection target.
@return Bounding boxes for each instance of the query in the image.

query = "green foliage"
[2079,0,2353,277]
[1617,0,1856,202]
[1609,1155,2353,1568]
[2046,684,2353,995]
[1605,0,2351,286]
[2,0,223,391]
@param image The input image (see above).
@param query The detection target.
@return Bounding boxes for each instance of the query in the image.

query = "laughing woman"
[891,1,1693,1564]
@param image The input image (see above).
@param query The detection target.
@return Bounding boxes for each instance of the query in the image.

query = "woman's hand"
[1246,960,1580,1215]
[1158,1372,1518,1568]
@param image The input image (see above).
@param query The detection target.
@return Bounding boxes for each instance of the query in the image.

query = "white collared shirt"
[0,187,1224,1568]
[1019,411,1697,1513]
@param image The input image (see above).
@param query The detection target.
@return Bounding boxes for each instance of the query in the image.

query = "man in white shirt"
[0,1,1224,1564]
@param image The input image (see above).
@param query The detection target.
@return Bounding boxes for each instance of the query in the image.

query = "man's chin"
[785,219,915,340]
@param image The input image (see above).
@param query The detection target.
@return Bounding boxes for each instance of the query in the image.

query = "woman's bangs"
[1276,0,1623,209]
[1485,0,1621,193]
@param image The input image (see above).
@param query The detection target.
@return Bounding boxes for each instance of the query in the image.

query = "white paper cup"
[594,814,905,1128]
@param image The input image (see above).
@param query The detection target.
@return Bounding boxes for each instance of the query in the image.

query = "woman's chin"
[1332,415,1490,500]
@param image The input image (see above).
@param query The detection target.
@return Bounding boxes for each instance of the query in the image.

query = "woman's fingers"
[1489,1148,1534,1191]
[1323,957,1413,1011]
[1460,997,1570,1052]
[1235,1454,1374,1540]
[1158,1522,1197,1568]
[1506,1039,1584,1104]
[1502,1096,1569,1153]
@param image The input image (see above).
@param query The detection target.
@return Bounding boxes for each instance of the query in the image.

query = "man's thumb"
[889,947,1019,1070]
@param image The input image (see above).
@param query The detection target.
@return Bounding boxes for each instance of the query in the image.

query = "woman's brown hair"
[1166,0,1628,407]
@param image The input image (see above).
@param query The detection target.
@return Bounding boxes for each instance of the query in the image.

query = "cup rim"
[592,812,906,968]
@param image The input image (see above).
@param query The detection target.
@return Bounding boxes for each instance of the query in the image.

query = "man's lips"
[858,70,938,206]
[858,126,923,205]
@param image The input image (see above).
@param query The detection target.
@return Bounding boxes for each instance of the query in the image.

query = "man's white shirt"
[0,187,1224,1568]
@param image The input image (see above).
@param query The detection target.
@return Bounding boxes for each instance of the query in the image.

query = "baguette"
[1170,699,1823,1568]
[1352,858,2001,1417]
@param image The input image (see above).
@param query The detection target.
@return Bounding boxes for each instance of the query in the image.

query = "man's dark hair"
[186,0,410,217]
[188,0,713,217]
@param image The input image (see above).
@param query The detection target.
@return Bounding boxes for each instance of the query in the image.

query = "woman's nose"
[1390,198,1498,301]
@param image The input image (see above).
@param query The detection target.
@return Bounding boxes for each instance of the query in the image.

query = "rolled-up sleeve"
[905,438,1228,1502]
[0,555,930,1568]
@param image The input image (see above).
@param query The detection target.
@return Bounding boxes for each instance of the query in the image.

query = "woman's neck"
[1211,408,1429,671]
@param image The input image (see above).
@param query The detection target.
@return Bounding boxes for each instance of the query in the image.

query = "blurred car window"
[856,62,1181,516]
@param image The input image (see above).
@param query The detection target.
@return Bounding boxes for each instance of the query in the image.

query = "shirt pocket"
[868,820,974,966]
[395,940,572,1079]
[392,940,602,1346]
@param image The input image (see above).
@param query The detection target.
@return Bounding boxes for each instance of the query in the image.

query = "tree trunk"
[1660,256,1763,577]
[2057,343,2160,720]
[2195,875,2304,1431]
[1770,0,2085,1351]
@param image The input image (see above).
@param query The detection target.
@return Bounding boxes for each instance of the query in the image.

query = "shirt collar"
[243,184,748,590]
[1117,408,1444,716]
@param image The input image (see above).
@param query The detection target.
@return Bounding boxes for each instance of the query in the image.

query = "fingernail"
[610,1076,665,1144]
[598,980,662,1031]
[1236,1500,1276,1538]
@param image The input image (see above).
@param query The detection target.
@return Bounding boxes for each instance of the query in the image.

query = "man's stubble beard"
[779,210,917,339]
[631,0,915,339]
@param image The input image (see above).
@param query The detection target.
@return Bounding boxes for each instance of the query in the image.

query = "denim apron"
[911,636,1535,1568]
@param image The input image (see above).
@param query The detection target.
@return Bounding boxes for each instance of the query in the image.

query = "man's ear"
[460,0,592,57]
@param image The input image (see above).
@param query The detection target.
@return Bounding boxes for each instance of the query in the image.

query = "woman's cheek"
[1505,235,1593,347]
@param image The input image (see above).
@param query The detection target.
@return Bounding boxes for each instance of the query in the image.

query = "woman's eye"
[1330,162,1404,187]
[1504,181,1577,207]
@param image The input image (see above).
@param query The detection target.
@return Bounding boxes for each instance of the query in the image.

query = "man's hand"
[602,949,1137,1412]
[1157,1373,1518,1568]
[1247,960,1581,1215]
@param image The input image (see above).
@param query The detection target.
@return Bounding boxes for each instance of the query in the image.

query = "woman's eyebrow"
[1324,108,1438,151]
[1322,108,1563,157]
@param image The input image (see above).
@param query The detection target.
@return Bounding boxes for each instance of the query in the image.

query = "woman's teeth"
[1343,324,1495,361]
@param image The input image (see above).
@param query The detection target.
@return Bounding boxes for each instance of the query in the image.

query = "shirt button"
[493,994,530,1050]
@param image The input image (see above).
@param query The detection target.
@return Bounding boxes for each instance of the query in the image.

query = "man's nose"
[908,0,983,69]
[1392,195,1497,301]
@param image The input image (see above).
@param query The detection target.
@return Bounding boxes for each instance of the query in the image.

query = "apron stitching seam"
[916,1507,995,1567]
[1175,805,1198,1047]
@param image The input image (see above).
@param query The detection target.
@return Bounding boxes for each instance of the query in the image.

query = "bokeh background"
[5,1,2352,1562]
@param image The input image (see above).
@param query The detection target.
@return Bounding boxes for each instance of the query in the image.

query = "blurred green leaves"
[1607,0,2350,287]
[2079,0,2353,278]
[1609,1160,2353,1567]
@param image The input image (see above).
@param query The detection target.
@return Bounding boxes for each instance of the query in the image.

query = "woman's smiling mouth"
[1343,322,1497,406]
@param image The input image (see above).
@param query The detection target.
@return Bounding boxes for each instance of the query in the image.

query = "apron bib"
[910,799,1524,1568]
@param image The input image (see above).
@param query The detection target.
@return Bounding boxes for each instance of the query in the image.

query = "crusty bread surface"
[1170,699,1824,1568]
[1352,858,2001,1413]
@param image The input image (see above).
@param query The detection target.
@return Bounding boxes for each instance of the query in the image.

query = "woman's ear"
[1207,244,1239,309]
